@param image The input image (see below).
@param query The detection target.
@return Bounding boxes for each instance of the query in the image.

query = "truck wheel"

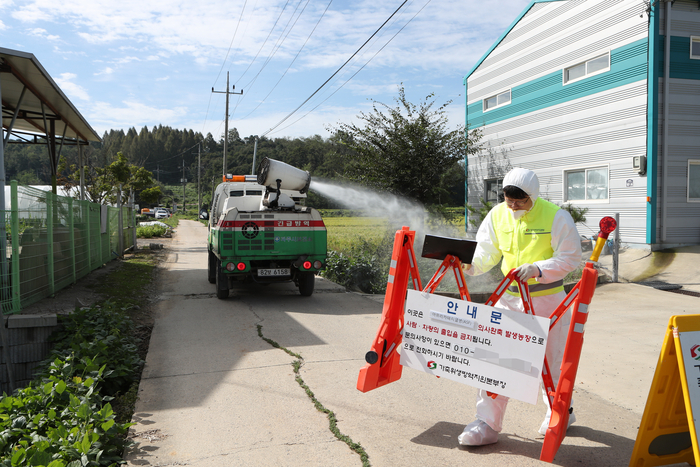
[298,272,315,297]
[208,250,216,284]
[215,260,229,299]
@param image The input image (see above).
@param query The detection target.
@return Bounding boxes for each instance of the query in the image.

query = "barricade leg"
[540,263,598,462]
[357,227,421,393]
[423,254,470,302]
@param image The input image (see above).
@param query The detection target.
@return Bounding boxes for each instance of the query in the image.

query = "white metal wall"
[656,1,700,245]
[467,0,650,245]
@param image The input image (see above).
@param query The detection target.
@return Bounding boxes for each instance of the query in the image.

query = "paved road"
[126,220,697,466]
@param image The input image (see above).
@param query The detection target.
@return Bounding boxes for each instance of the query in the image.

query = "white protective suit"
[466,168,582,432]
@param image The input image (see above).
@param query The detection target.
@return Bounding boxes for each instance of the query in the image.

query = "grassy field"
[323,216,391,252]
[320,211,507,294]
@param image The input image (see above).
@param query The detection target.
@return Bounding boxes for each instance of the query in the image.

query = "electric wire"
[232,0,313,118]
[261,0,409,137]
[238,0,333,121]
[201,0,249,139]
[237,0,308,101]
[270,0,430,136]
[234,0,293,85]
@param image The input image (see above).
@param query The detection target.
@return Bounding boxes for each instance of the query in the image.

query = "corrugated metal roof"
[0,47,100,143]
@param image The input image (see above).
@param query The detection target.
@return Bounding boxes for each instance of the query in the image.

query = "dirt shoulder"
[18,236,173,317]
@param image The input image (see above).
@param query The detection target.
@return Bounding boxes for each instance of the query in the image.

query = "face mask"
[511,209,527,220]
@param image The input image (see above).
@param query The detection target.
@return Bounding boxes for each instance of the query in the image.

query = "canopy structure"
[1,47,101,144]
[0,47,101,191]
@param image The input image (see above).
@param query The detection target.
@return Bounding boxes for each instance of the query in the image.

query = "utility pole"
[251,136,259,175]
[212,72,242,178]
[197,143,201,215]
[182,158,186,212]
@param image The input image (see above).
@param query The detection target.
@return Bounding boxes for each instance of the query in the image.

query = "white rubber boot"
[458,420,499,446]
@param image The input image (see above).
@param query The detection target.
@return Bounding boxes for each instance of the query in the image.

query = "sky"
[0,0,532,141]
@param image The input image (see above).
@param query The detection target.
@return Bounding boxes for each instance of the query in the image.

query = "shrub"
[136,225,167,238]
[0,356,132,467]
[0,303,143,465]
[322,232,394,293]
[47,303,144,396]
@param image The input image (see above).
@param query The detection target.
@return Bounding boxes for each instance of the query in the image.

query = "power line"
[238,0,333,121]
[201,0,249,139]
[270,0,431,136]
[234,0,293,85]
[233,0,310,117]
[261,0,409,137]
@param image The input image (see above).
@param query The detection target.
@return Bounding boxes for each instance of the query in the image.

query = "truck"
[207,157,327,298]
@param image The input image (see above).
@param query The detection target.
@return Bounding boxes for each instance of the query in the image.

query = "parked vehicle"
[207,158,327,298]
[155,209,169,219]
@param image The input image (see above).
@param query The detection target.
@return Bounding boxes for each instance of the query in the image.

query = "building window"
[485,178,504,203]
[565,167,609,201]
[563,52,610,84]
[688,160,700,201]
[483,90,511,111]
[692,37,700,59]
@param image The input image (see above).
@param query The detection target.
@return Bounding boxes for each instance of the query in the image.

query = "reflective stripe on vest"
[491,198,563,297]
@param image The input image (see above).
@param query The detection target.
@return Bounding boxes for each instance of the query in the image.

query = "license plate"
[258,268,291,277]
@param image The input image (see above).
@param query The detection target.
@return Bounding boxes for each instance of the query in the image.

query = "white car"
[154,209,169,219]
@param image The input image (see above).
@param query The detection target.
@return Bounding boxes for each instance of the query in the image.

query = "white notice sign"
[400,290,550,404]
[676,329,700,441]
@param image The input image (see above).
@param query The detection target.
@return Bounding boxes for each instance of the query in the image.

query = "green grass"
[92,256,157,309]
[324,216,390,252]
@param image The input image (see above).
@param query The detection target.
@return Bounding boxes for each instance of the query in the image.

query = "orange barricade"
[356,227,422,393]
[357,217,615,462]
[539,262,598,462]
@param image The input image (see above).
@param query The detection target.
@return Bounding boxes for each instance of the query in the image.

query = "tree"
[328,85,481,205]
[60,152,159,205]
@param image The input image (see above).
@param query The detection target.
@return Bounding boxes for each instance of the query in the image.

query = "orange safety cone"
[356,226,422,393]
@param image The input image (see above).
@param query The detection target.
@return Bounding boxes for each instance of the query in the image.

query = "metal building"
[464,0,700,249]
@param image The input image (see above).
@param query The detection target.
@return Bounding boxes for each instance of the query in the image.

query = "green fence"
[0,181,135,314]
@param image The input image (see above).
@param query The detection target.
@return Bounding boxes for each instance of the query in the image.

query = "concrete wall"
[0,314,61,394]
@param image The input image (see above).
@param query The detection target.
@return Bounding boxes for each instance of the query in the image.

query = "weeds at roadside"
[256,324,371,467]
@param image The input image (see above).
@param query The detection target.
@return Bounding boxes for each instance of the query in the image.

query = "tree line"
[3,87,479,210]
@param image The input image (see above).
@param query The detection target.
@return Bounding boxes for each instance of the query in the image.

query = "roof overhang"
[0,47,101,145]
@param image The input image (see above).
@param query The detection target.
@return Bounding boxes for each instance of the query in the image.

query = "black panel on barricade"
[420,235,477,264]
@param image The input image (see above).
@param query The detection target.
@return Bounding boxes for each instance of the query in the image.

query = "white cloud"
[2,0,532,138]
[94,67,113,76]
[89,100,188,133]
[27,27,59,41]
[54,72,90,101]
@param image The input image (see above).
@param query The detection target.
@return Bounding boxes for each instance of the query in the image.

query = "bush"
[0,357,131,467]
[0,303,143,466]
[322,232,395,293]
[47,303,144,396]
[136,225,167,238]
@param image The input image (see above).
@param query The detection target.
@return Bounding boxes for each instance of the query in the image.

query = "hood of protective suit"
[502,168,539,203]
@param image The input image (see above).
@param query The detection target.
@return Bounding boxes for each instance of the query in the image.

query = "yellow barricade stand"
[630,314,700,467]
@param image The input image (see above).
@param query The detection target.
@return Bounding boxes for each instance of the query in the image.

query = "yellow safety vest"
[491,198,563,297]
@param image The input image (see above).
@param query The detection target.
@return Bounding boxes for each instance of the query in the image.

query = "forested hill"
[3,123,466,208]
[3,125,348,187]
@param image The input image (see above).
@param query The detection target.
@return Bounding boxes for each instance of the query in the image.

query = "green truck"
[207,158,327,298]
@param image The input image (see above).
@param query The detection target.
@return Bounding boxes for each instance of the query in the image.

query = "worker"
[458,167,582,446]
